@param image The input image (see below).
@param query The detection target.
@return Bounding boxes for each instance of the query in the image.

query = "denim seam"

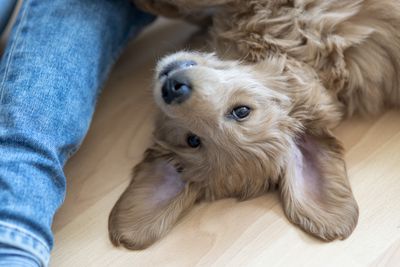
[0,0,30,103]
[0,221,50,252]
[0,221,50,266]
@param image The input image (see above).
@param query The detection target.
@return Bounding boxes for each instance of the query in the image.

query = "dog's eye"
[187,134,201,148]
[231,106,251,120]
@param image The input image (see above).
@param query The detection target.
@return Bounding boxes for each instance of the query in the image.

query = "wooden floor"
[50,19,400,267]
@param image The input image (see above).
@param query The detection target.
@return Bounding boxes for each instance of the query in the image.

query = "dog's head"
[133,51,358,241]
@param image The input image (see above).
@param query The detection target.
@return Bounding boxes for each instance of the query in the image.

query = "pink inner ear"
[293,136,325,201]
[151,162,185,206]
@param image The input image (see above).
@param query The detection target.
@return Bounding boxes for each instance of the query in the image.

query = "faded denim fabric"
[0,0,154,266]
[0,0,17,36]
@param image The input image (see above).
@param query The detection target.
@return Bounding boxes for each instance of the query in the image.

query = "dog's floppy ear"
[280,129,359,241]
[108,148,201,250]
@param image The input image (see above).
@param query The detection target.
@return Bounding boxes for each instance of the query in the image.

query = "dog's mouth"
[159,60,197,79]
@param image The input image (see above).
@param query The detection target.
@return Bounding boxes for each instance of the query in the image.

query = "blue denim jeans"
[0,0,154,266]
[0,0,17,35]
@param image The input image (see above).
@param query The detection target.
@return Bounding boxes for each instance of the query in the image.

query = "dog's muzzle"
[160,60,196,104]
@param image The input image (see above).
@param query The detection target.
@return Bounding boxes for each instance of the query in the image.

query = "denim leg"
[0,0,17,36]
[0,0,154,266]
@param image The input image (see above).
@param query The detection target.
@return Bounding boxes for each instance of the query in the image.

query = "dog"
[109,0,400,250]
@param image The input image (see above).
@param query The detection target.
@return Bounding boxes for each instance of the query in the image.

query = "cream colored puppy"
[109,0,400,249]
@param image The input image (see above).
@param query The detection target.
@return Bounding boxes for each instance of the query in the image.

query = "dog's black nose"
[162,74,192,104]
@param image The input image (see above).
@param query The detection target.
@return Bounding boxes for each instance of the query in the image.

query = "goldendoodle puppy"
[109,0,400,249]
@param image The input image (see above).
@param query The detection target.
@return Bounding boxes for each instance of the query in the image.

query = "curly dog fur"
[109,0,400,249]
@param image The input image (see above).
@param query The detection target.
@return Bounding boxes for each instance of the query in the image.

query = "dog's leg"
[108,151,201,250]
[280,129,359,241]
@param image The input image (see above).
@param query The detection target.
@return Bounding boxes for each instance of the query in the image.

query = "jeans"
[0,0,154,266]
[0,0,17,36]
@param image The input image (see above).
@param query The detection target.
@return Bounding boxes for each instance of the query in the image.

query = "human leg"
[0,0,153,266]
